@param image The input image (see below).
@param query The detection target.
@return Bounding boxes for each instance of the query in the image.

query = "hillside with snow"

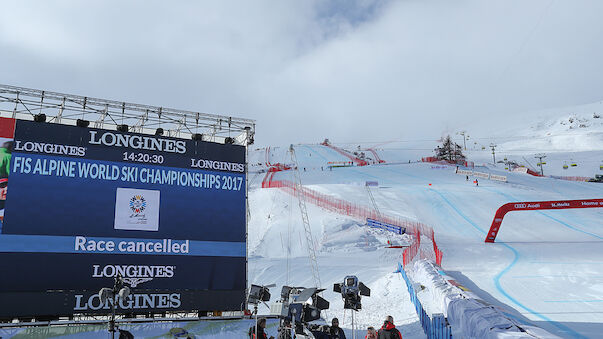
[466,101,603,177]
[248,108,603,338]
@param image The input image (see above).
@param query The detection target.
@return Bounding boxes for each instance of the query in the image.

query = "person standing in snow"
[377,315,402,339]
[329,318,346,339]
[475,179,479,186]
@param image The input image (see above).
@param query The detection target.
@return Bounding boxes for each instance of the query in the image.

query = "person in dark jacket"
[329,318,346,339]
[248,318,275,339]
[377,315,402,339]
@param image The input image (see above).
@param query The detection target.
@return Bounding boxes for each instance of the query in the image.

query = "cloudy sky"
[1,0,603,146]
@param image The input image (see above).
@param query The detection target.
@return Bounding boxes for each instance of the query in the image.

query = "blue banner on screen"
[0,118,247,317]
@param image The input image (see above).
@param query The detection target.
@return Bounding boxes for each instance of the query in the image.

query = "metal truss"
[0,84,255,145]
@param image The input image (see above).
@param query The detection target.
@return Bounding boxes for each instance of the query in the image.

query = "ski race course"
[248,144,603,339]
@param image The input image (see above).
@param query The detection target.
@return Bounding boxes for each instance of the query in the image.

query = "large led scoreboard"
[0,117,247,317]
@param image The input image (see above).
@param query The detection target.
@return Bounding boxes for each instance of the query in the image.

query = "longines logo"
[74,293,181,311]
[92,264,175,287]
[88,130,186,153]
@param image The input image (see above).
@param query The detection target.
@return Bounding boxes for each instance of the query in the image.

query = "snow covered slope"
[249,144,603,339]
[465,101,603,177]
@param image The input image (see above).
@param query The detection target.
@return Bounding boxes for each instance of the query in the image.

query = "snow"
[1,106,601,338]
[248,141,603,339]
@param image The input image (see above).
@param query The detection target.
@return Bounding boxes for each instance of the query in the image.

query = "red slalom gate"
[485,198,603,243]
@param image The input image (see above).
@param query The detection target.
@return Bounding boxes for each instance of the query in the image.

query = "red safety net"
[322,144,368,166]
[261,175,443,267]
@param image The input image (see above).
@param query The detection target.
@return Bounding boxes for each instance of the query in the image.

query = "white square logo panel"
[114,187,160,231]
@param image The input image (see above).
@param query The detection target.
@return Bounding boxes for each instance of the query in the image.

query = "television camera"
[248,284,272,306]
[247,284,275,339]
[333,275,370,311]
[271,286,330,338]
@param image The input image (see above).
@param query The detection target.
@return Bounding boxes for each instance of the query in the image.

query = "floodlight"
[248,284,271,305]
[33,114,46,122]
[76,119,90,127]
[334,275,370,311]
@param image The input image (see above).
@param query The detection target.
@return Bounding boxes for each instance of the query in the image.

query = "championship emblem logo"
[129,195,146,214]
[115,188,159,231]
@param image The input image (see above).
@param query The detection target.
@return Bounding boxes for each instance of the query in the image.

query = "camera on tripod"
[333,275,370,311]
[271,286,330,336]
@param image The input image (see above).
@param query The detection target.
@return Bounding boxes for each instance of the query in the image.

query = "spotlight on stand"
[333,275,370,339]
[76,119,90,128]
[270,286,330,337]
[191,133,203,141]
[224,137,235,144]
[33,114,46,123]
[248,284,272,306]
[247,284,274,339]
[155,128,164,136]
[99,275,133,339]
[244,126,254,145]
[333,275,370,311]
[116,124,129,133]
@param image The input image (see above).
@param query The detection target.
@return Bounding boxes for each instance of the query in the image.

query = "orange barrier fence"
[403,228,421,267]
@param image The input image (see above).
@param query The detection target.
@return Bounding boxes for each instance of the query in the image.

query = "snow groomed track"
[250,144,603,338]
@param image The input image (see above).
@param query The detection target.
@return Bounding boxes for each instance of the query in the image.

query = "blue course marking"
[544,300,603,303]
[513,274,603,278]
[534,212,603,240]
[429,188,486,237]
[429,188,587,338]
[484,187,603,240]
[529,261,603,265]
